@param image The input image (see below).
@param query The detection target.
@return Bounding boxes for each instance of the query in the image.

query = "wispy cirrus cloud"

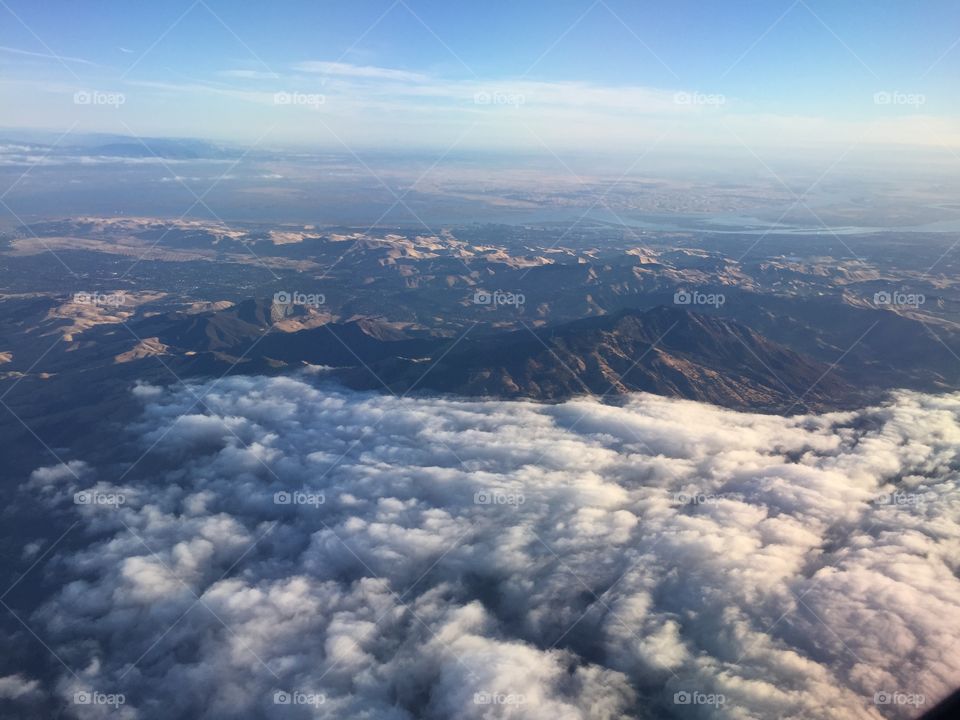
[292,60,430,83]
[0,44,97,66]
[3,54,958,153]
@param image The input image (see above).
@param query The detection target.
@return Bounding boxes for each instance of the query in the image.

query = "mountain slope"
[342,306,857,411]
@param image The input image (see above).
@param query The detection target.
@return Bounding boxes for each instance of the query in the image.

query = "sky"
[1,0,960,152]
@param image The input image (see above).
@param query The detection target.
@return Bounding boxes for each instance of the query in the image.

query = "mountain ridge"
[339,305,857,411]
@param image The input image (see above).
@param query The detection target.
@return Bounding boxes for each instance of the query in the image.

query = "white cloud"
[14,376,960,718]
[0,45,97,66]
[218,69,281,80]
[4,56,957,151]
[27,460,89,488]
[293,61,430,83]
[0,674,41,700]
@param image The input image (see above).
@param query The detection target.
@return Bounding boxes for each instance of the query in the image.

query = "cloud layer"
[14,374,960,718]
[6,51,960,152]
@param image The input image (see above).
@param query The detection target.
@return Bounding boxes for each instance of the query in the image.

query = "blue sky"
[1,0,959,151]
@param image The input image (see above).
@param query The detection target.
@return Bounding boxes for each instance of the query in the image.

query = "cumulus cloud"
[0,674,42,700]
[27,460,89,488]
[15,376,960,718]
